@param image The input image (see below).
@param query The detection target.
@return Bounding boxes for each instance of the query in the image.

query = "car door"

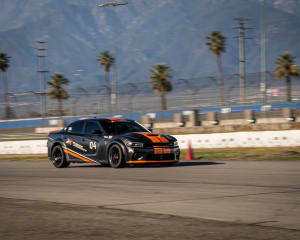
[63,121,87,161]
[82,120,106,162]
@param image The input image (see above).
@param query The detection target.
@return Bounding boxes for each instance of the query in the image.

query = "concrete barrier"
[35,127,62,134]
[141,114,153,129]
[173,130,300,149]
[186,110,200,127]
[244,110,255,124]
[207,112,219,125]
[0,130,300,154]
[0,140,47,154]
[173,113,184,127]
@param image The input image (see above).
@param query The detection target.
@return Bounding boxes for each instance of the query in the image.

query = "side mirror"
[92,129,103,135]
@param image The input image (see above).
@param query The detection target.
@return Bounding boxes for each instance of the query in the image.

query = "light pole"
[36,40,48,117]
[97,1,128,113]
[260,0,267,104]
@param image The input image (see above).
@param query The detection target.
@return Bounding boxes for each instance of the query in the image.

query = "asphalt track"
[0,160,300,239]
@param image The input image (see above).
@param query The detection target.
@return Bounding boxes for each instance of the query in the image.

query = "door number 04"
[89,141,97,150]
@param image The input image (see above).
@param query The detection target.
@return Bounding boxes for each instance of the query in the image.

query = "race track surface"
[0,160,300,239]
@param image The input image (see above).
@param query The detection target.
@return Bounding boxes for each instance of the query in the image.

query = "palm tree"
[274,53,299,101]
[47,73,69,116]
[206,31,226,106]
[0,53,11,119]
[150,64,173,110]
[97,51,115,113]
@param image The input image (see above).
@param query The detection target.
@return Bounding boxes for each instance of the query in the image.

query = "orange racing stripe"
[48,130,60,134]
[63,149,95,163]
[138,133,169,144]
[138,133,171,154]
[108,118,125,122]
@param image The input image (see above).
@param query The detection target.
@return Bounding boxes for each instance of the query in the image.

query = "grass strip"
[0,154,48,162]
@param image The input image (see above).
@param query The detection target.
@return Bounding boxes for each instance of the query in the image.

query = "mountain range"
[0,0,300,92]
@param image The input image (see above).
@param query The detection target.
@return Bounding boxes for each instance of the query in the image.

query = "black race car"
[47,118,180,168]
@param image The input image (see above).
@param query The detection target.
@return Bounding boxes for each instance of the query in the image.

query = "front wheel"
[51,145,70,168]
[108,144,125,168]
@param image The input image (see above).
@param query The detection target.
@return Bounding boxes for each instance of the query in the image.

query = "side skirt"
[62,147,98,164]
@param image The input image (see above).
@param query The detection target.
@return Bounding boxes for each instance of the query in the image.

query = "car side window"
[67,121,84,134]
[85,121,101,135]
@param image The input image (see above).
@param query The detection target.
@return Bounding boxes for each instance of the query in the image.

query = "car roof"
[73,118,133,122]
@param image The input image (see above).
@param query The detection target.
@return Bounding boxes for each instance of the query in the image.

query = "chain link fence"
[1,72,300,119]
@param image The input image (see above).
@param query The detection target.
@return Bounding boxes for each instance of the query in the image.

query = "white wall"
[0,140,47,154]
[0,130,300,154]
[174,130,300,149]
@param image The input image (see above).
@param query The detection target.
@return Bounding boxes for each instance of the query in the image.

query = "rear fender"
[50,139,68,160]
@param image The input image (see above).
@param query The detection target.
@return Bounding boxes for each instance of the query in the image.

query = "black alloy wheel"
[51,145,70,168]
[108,144,125,168]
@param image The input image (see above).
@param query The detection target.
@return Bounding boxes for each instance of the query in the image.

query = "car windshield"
[100,120,149,135]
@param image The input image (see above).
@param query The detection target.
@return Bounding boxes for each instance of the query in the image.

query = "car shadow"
[127,161,224,168]
[69,161,224,168]
[176,161,224,167]
[69,164,108,168]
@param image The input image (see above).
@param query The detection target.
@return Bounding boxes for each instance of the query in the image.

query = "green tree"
[0,53,12,119]
[274,53,299,102]
[150,64,173,110]
[206,31,226,106]
[47,73,69,116]
[97,51,115,113]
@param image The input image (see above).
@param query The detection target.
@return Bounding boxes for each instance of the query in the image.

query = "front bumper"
[126,146,180,164]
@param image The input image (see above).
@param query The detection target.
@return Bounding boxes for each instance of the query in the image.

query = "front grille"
[144,143,171,149]
[152,143,170,147]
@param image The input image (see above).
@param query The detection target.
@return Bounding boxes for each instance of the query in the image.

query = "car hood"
[121,132,176,145]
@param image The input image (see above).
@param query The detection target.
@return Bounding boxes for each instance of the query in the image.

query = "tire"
[51,145,70,168]
[108,144,125,168]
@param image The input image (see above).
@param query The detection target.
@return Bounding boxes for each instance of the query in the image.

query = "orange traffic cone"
[186,140,195,160]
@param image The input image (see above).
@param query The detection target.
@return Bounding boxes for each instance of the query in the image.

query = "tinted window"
[100,120,149,135]
[67,121,84,133]
[85,121,101,134]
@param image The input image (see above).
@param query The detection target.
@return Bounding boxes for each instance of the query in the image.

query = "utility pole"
[97,2,128,113]
[112,41,118,110]
[260,0,267,104]
[36,41,48,117]
[234,18,252,105]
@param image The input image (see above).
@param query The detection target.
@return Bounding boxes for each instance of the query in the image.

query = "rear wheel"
[51,145,70,168]
[108,144,125,168]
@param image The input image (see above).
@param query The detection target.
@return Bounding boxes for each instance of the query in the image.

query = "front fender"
[106,140,129,162]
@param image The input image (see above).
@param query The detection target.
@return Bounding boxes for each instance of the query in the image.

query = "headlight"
[126,142,144,148]
[173,141,178,147]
